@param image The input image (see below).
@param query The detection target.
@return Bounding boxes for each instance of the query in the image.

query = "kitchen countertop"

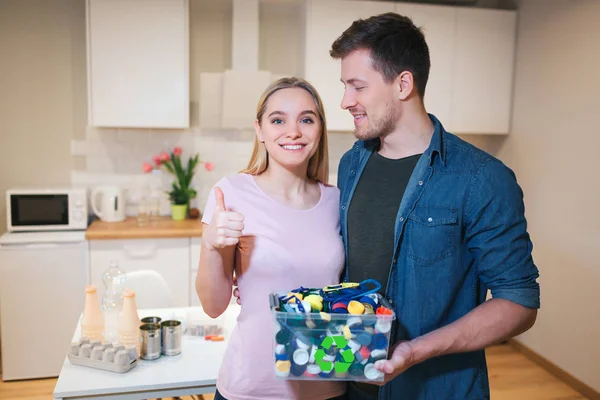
[85,217,203,240]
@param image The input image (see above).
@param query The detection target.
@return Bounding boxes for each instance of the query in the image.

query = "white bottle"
[117,289,141,356]
[102,260,127,343]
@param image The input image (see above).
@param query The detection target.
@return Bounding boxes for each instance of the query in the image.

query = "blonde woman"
[196,77,346,400]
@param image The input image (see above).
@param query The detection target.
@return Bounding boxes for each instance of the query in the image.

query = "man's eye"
[300,117,314,124]
[355,87,365,91]
[271,118,283,124]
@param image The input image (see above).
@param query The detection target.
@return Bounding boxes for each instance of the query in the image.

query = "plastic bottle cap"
[342,325,352,340]
[347,317,363,328]
[293,349,309,365]
[348,339,362,353]
[275,360,291,372]
[370,349,387,361]
[348,300,365,315]
[85,285,97,294]
[364,363,383,381]
[375,320,392,333]
[275,344,286,355]
[307,364,321,375]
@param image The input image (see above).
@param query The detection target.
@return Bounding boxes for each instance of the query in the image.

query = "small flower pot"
[170,204,188,221]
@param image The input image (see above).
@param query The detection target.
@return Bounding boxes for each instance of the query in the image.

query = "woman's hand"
[203,187,244,250]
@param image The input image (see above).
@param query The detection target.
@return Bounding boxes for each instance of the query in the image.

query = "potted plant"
[143,147,213,221]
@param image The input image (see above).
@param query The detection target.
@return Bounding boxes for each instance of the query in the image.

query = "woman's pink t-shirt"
[202,173,346,400]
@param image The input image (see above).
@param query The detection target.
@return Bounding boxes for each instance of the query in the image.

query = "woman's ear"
[254,119,264,142]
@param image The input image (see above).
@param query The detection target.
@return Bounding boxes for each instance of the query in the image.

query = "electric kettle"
[91,186,126,222]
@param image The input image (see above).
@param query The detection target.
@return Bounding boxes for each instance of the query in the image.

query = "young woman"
[196,77,346,400]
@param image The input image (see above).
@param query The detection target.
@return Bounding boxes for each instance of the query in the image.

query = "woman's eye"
[271,118,283,124]
[300,117,314,124]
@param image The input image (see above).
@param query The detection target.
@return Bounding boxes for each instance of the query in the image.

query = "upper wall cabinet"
[449,8,517,134]
[304,0,395,132]
[86,0,190,128]
[304,1,516,134]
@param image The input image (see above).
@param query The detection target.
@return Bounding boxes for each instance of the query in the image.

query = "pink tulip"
[204,161,214,172]
[173,147,183,156]
[160,152,170,161]
[153,155,161,166]
[142,163,153,173]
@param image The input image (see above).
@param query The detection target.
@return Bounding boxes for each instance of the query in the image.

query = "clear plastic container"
[102,260,127,343]
[269,292,395,382]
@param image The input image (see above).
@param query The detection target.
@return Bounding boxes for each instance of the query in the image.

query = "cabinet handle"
[123,244,158,259]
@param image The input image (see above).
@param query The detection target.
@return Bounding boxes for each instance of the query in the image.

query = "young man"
[332,13,540,400]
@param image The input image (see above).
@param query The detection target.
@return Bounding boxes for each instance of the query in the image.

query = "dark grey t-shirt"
[347,152,421,293]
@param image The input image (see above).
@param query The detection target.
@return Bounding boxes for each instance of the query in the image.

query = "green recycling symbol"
[314,336,355,373]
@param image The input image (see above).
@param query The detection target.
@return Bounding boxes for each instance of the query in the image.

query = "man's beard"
[353,102,396,141]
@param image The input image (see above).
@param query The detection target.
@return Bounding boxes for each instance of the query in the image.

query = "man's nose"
[341,88,357,110]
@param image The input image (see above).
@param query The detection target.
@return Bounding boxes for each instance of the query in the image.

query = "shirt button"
[350,170,356,175]
[341,206,346,210]
[418,180,423,186]
[389,299,394,305]
[399,217,404,222]
[428,217,433,222]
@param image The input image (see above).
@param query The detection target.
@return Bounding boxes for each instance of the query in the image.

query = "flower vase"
[170,204,188,221]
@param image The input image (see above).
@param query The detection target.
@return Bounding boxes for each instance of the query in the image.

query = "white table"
[53,304,240,400]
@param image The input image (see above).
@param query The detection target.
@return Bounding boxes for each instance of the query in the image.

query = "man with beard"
[332,13,541,400]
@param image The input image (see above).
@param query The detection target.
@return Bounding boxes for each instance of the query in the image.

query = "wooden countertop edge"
[85,217,203,240]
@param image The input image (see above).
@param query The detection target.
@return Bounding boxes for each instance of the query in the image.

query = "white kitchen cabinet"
[303,0,395,132]
[86,0,189,128]
[449,8,517,134]
[396,3,456,127]
[89,238,190,307]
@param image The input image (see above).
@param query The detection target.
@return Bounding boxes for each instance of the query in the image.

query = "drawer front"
[90,238,190,307]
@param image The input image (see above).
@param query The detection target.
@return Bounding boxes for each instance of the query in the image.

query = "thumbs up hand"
[204,187,245,250]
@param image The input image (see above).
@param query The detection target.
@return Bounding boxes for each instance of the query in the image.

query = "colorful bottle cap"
[369,333,388,350]
[342,325,352,340]
[275,353,289,361]
[363,304,375,315]
[275,360,291,377]
[376,306,393,315]
[359,346,371,361]
[348,300,365,315]
[366,293,380,304]
[309,346,317,363]
[375,319,392,334]
[347,317,363,329]
[290,362,307,377]
[306,363,321,375]
[295,334,311,350]
[304,294,323,311]
[283,303,297,313]
[323,353,336,362]
[347,339,361,353]
[356,331,373,346]
[369,349,387,362]
[275,344,286,355]
[297,300,312,314]
[286,292,303,304]
[364,363,384,381]
[359,295,377,309]
[349,362,365,376]
[335,371,349,379]
[319,312,332,323]
[331,299,349,312]
[293,348,309,365]
[275,329,291,345]
[305,317,317,329]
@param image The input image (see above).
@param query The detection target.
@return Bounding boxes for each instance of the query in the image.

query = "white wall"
[503,0,600,392]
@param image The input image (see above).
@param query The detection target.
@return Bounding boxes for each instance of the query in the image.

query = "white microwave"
[6,188,88,232]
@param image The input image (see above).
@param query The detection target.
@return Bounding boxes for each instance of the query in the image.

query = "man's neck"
[378,105,434,160]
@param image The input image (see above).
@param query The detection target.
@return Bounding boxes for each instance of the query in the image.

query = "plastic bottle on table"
[102,260,127,343]
[81,285,104,342]
[117,289,142,356]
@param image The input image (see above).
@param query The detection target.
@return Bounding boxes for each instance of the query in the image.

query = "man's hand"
[203,187,244,250]
[373,341,415,385]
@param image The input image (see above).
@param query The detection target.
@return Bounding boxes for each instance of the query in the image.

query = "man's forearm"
[408,298,537,365]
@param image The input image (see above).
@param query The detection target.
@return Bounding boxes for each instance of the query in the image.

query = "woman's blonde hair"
[240,77,329,184]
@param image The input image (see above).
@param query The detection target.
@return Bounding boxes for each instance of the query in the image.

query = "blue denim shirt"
[337,114,540,400]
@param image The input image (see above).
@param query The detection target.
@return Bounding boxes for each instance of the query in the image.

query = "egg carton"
[68,337,138,373]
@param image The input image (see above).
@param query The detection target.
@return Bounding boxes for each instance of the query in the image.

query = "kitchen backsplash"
[71,126,357,217]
